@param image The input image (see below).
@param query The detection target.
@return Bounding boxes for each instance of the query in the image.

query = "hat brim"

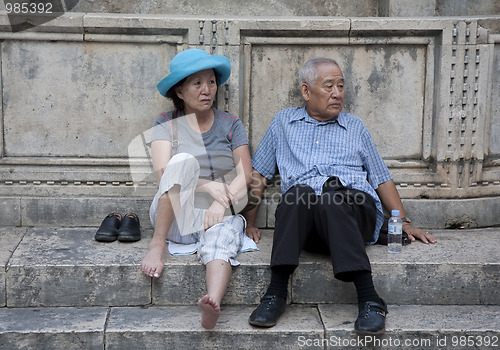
[157,54,231,97]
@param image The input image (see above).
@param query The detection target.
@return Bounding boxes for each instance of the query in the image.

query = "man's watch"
[401,217,411,224]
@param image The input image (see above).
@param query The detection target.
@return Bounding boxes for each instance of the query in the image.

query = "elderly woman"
[141,49,253,329]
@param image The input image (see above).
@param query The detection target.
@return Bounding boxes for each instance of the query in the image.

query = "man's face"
[301,63,344,121]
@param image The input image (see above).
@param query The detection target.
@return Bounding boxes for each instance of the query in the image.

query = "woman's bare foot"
[141,240,166,278]
[198,295,220,330]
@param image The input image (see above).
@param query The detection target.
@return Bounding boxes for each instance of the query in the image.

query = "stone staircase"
[1,226,499,349]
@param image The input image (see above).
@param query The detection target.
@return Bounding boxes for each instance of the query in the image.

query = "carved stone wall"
[0,14,499,228]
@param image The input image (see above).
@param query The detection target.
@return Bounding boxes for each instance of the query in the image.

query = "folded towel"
[167,235,259,256]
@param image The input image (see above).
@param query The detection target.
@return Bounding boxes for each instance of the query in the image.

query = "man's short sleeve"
[252,120,277,180]
[361,128,392,188]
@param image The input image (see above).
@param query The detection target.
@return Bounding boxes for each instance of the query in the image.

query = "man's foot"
[198,295,220,330]
[141,241,166,278]
[248,295,286,327]
[354,299,388,334]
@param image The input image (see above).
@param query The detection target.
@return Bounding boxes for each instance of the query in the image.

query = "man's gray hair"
[299,57,341,87]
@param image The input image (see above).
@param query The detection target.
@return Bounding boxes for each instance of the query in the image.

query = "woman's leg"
[198,259,232,330]
[197,215,245,329]
[141,185,180,277]
[141,153,201,277]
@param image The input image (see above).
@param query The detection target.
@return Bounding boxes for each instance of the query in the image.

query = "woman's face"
[175,69,218,114]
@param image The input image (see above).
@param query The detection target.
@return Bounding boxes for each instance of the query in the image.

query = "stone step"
[1,227,499,307]
[0,304,499,350]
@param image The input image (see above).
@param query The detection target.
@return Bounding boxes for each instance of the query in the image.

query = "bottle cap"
[391,209,400,217]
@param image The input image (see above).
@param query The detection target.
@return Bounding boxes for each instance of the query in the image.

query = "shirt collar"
[290,107,348,129]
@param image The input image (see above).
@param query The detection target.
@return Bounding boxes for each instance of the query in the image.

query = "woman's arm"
[195,144,252,209]
[202,144,252,230]
[226,144,253,202]
[151,140,173,183]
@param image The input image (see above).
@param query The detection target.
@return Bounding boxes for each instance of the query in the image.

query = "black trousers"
[270,177,377,281]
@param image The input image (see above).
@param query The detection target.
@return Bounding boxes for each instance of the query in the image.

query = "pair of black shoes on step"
[249,295,387,334]
[95,213,141,242]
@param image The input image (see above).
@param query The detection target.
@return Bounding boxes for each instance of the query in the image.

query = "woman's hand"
[204,201,226,231]
[199,181,236,208]
[245,224,261,244]
[403,223,437,244]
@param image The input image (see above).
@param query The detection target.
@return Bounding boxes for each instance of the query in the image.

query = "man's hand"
[403,223,437,244]
[245,223,261,244]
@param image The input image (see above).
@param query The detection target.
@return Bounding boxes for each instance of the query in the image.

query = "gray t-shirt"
[148,109,248,209]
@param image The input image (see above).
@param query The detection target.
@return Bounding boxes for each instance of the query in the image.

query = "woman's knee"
[198,217,243,264]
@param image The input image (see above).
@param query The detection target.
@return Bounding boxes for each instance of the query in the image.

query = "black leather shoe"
[354,299,388,334]
[95,213,121,242]
[248,295,286,327]
[117,213,141,242]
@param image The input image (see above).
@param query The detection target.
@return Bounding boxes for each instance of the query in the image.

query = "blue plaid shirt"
[253,107,392,244]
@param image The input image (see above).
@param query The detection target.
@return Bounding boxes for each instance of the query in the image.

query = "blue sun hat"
[157,49,231,97]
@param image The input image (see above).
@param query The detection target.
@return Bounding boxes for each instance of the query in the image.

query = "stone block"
[0,307,107,350]
[105,305,324,350]
[403,196,500,229]
[436,0,500,16]
[152,229,274,305]
[0,228,26,307]
[378,0,436,17]
[0,197,21,226]
[6,228,151,307]
[292,229,500,305]
[0,12,84,34]
[320,304,500,349]
[72,0,377,17]
[21,196,152,227]
[490,42,500,156]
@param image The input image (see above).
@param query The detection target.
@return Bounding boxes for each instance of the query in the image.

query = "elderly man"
[244,57,437,334]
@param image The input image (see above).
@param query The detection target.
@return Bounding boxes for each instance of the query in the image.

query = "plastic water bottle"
[388,209,402,253]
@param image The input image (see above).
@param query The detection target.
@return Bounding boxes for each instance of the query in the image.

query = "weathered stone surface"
[490,42,500,156]
[72,0,378,17]
[0,197,21,227]
[1,304,499,349]
[20,197,152,227]
[6,228,151,307]
[0,307,107,350]
[402,196,500,229]
[0,13,499,227]
[1,39,169,158]
[436,0,500,17]
[105,305,324,350]
[248,42,427,159]
[152,229,275,305]
[3,227,499,307]
[320,304,500,350]
[293,229,500,305]
[378,0,437,17]
[0,228,25,307]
